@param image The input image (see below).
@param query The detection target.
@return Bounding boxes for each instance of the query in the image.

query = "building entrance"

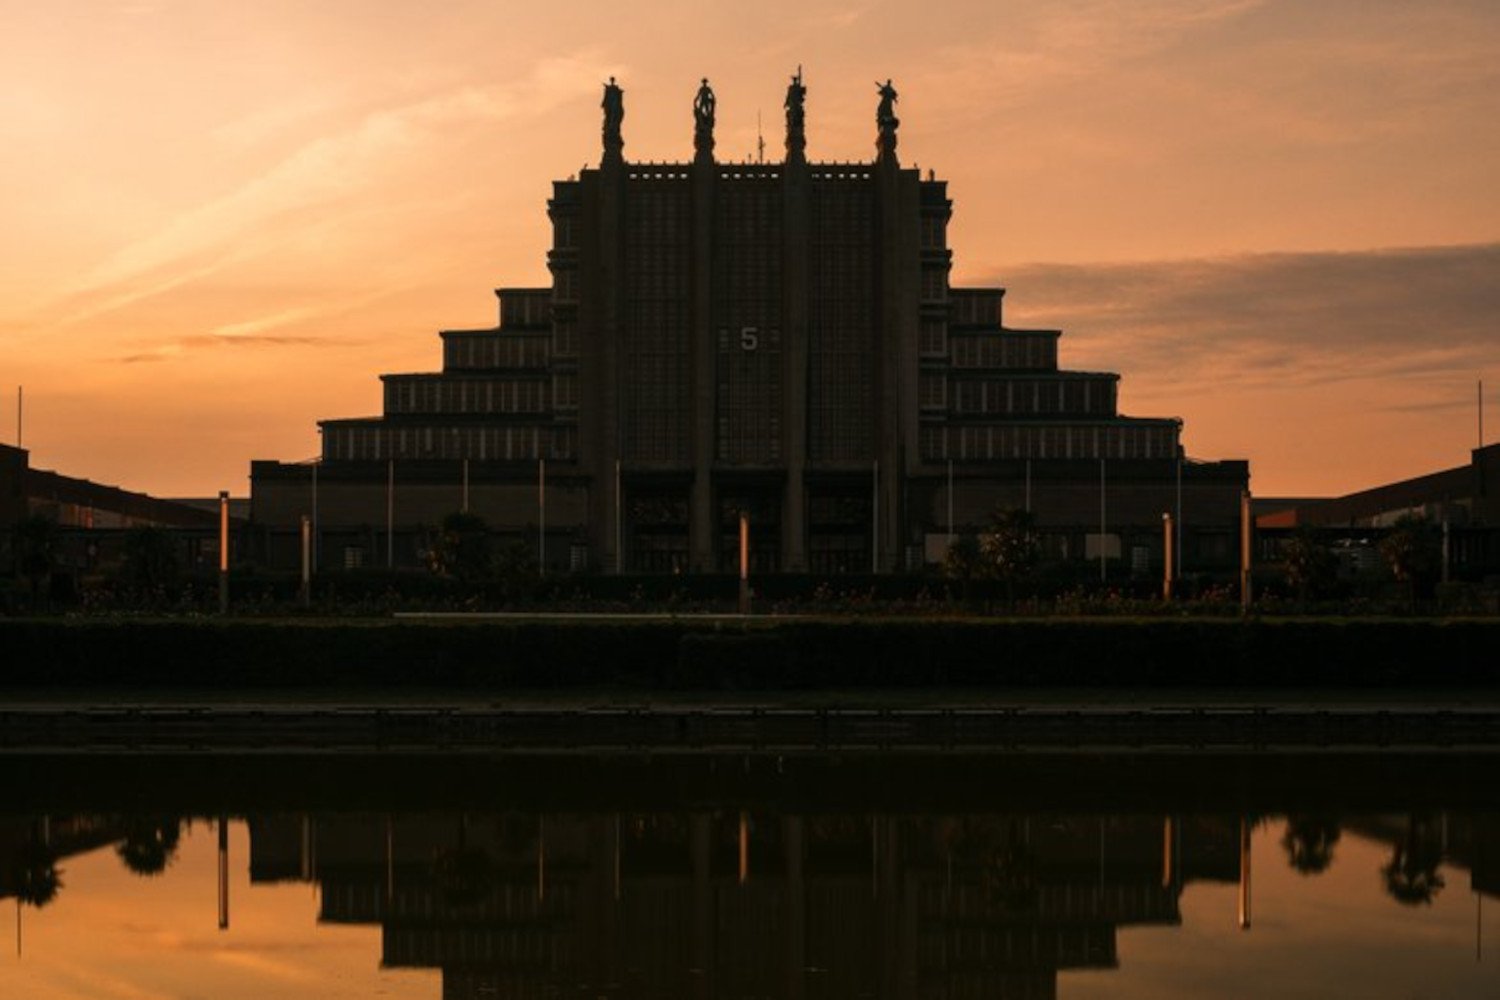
[808,486,872,575]
[623,485,690,573]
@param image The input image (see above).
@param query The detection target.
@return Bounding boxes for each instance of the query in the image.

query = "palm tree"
[1378,515,1438,612]
[1382,814,1445,906]
[116,817,184,876]
[1282,527,1334,605]
[979,507,1039,609]
[9,840,62,909]
[431,511,492,582]
[942,533,982,581]
[941,534,984,608]
[1281,815,1341,875]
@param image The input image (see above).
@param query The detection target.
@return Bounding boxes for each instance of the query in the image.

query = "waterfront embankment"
[2,615,1495,693]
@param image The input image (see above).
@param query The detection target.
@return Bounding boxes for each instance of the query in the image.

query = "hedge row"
[1,617,1497,691]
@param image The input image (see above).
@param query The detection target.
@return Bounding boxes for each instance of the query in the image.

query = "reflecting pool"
[2,750,1499,998]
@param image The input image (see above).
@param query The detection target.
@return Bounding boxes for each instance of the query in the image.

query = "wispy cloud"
[115,330,352,364]
[913,0,1268,117]
[208,306,320,339]
[45,48,619,326]
[993,242,1500,400]
[207,92,344,150]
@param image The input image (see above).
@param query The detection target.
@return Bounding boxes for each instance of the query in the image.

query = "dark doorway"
[624,487,690,573]
[808,488,872,574]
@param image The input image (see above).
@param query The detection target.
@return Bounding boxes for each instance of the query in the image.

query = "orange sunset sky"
[2,0,1497,499]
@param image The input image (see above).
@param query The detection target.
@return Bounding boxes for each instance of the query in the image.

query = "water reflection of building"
[246,811,1243,998]
[4,806,1500,987]
[0,815,134,928]
[1344,814,1500,906]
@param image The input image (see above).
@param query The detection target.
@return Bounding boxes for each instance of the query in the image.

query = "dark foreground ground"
[2,614,1497,691]
[2,615,1497,753]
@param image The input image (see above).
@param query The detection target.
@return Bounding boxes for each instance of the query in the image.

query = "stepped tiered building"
[251,74,1248,574]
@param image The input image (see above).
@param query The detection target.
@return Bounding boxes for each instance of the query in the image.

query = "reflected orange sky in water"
[1,822,433,1000]
[2,1,1497,497]
[1071,821,1500,999]
[2,817,1498,998]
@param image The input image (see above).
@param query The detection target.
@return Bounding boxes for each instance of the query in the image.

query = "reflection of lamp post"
[1238,817,1252,931]
[738,811,750,885]
[1162,815,1175,888]
[218,815,230,931]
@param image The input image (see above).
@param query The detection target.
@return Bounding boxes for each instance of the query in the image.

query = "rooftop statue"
[693,78,716,161]
[785,68,806,130]
[876,79,899,131]
[694,78,716,130]
[785,67,807,163]
[601,76,624,162]
[876,78,899,161]
[602,76,624,130]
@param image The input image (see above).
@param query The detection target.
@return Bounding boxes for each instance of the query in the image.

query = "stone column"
[689,137,717,570]
[782,124,810,571]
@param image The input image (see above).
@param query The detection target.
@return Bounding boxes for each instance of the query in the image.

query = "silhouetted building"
[251,75,1248,574]
[1257,443,1500,580]
[1,442,235,580]
[1260,443,1498,530]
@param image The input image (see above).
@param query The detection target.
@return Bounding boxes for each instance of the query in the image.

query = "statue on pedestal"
[875,78,899,161]
[693,78,716,162]
[601,76,625,164]
[785,67,807,163]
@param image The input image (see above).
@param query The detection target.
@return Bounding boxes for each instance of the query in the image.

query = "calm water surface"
[2,751,1498,999]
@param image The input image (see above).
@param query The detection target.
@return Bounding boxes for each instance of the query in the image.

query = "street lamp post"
[300,514,312,608]
[1162,512,1174,601]
[217,490,230,615]
[738,512,751,615]
[1240,490,1253,614]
